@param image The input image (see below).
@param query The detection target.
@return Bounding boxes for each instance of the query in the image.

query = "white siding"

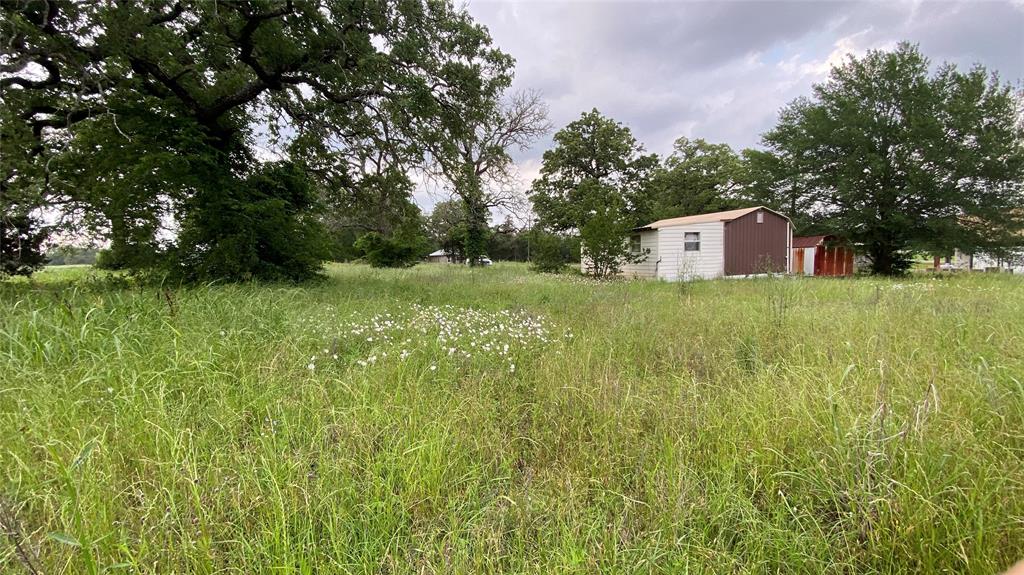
[656,222,725,280]
[580,230,659,278]
[619,230,659,278]
[805,247,816,275]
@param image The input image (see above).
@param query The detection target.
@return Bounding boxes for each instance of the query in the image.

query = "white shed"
[582,206,793,280]
[425,249,456,263]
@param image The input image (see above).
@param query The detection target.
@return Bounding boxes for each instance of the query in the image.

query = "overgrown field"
[2,264,1022,574]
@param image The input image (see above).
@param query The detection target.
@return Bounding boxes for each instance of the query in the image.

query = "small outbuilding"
[425,249,456,264]
[791,235,855,276]
[583,206,793,280]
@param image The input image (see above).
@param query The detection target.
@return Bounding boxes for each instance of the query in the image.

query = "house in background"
[935,215,1024,273]
[583,206,793,280]
[945,249,1024,274]
[791,235,855,276]
[425,249,456,263]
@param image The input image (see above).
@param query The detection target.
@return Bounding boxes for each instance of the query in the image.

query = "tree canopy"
[1,0,512,280]
[529,109,657,277]
[763,42,1024,274]
[649,137,742,220]
[529,109,656,230]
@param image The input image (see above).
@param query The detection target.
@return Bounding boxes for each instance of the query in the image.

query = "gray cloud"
[459,0,1023,203]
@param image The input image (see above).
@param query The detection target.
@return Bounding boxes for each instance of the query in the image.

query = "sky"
[415,0,1024,215]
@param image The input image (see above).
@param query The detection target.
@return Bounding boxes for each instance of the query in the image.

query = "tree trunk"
[868,242,900,275]
[458,167,488,266]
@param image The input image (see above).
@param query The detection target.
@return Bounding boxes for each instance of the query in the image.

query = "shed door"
[794,248,805,274]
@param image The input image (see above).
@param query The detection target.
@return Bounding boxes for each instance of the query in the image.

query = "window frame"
[629,234,643,254]
[683,231,701,252]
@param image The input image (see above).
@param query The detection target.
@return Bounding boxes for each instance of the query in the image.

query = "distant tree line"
[326,195,579,269]
[45,246,99,266]
[528,43,1024,276]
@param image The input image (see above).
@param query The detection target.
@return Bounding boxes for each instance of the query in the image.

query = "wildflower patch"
[308,304,571,374]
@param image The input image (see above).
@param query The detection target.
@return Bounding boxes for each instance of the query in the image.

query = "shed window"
[684,232,700,252]
[756,211,764,224]
[629,234,642,254]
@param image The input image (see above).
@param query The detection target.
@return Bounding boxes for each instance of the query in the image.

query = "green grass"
[1,263,1022,573]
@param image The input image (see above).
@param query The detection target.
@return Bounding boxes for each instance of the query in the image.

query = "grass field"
[2,263,1022,574]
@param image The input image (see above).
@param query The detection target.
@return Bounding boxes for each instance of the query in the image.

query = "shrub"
[172,162,330,282]
[530,230,567,273]
[579,207,644,278]
[355,232,426,268]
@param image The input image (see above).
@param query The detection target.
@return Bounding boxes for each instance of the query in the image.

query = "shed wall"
[815,246,855,276]
[723,209,790,275]
[619,230,659,278]
[580,231,659,278]
[791,246,817,275]
[657,222,725,280]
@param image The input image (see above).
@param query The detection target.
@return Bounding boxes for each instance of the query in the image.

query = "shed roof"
[638,206,789,230]
[427,249,449,257]
[792,235,828,248]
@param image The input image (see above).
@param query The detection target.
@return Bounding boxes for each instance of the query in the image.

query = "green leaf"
[72,438,98,469]
[48,532,81,547]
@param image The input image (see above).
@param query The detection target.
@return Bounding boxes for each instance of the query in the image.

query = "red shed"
[791,235,854,276]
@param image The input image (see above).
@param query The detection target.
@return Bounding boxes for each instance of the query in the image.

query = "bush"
[172,162,330,282]
[355,232,427,268]
[579,207,643,277]
[530,230,567,273]
[94,240,161,271]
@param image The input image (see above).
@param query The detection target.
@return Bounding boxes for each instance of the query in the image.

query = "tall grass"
[1,263,1022,573]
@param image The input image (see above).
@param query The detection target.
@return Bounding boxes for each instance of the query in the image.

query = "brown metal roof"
[792,235,829,248]
[641,206,790,230]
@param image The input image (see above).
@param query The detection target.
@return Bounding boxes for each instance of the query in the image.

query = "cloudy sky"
[416,0,1023,214]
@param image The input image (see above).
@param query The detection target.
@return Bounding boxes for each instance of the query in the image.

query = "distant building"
[582,206,793,280]
[425,249,456,264]
[935,215,1024,273]
[946,249,1024,274]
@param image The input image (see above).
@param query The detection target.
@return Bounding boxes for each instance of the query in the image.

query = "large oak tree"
[1,0,511,280]
[419,89,550,265]
[763,43,1024,275]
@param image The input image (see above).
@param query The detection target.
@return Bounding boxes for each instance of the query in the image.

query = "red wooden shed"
[791,235,854,276]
